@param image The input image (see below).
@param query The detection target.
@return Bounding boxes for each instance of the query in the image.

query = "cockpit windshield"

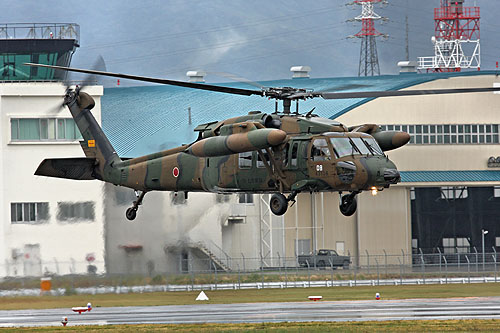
[351,137,371,155]
[363,137,384,155]
[329,137,353,158]
[329,136,384,157]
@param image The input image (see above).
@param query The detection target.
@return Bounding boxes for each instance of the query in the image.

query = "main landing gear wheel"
[270,193,288,216]
[125,191,147,221]
[339,193,357,217]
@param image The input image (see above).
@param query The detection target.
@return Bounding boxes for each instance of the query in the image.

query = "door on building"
[336,241,345,256]
[23,244,42,276]
[295,239,311,256]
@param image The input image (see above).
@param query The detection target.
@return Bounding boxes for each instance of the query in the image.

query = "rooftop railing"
[0,23,80,44]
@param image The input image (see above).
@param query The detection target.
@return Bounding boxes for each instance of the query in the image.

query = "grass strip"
[4,319,500,332]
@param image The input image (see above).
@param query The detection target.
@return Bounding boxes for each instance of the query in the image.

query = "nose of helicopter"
[383,168,400,184]
[361,156,400,188]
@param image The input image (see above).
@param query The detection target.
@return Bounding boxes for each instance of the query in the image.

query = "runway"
[1,297,500,327]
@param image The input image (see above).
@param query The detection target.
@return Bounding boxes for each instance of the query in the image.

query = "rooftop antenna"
[418,0,480,72]
[405,15,409,61]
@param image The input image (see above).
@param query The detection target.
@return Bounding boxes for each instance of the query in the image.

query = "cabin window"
[310,138,331,161]
[238,152,252,169]
[283,143,289,167]
[290,142,299,167]
[257,149,270,168]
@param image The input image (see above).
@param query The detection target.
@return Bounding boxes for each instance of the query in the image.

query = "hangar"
[101,69,500,273]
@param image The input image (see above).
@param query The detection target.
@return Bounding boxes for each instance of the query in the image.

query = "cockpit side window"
[311,138,331,161]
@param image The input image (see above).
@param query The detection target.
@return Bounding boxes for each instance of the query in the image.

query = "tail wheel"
[126,207,137,221]
[340,195,357,217]
[270,193,288,216]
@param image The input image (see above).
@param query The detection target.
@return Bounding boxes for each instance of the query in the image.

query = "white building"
[0,83,105,277]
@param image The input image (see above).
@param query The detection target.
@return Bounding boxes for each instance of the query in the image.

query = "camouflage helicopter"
[25,62,500,220]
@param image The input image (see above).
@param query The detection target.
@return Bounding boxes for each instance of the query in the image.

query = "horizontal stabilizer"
[35,158,97,180]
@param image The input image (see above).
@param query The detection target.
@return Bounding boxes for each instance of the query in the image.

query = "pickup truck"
[298,249,351,269]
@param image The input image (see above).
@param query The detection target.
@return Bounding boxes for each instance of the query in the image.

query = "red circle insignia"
[173,167,180,177]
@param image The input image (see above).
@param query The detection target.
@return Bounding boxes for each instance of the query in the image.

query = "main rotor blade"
[78,55,108,89]
[209,71,264,89]
[24,63,264,97]
[321,87,500,99]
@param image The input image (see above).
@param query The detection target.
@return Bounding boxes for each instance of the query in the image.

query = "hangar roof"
[101,70,496,157]
[401,170,500,183]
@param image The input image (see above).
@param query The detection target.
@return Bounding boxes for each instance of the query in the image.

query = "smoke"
[163,192,231,247]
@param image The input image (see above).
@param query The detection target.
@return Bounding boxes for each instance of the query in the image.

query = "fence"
[0,250,498,294]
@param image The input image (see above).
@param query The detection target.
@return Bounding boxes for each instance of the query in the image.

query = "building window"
[238,193,253,204]
[216,194,232,203]
[57,201,95,222]
[380,124,499,145]
[494,187,500,198]
[11,118,82,142]
[336,241,345,256]
[11,202,49,224]
[296,239,311,255]
[114,188,136,206]
[440,186,468,199]
[170,192,187,205]
[412,238,418,249]
[443,237,470,254]
[410,187,416,200]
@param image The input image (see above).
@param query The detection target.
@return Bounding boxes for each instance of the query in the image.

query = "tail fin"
[66,91,121,180]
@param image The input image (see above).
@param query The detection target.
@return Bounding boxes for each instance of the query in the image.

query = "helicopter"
[25,62,500,220]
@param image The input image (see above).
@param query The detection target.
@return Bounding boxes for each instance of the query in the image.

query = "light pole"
[482,229,489,271]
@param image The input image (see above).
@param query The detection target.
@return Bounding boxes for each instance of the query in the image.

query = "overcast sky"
[3,0,499,86]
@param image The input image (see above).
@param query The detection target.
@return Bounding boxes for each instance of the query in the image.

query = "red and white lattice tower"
[348,1,388,76]
[418,0,480,72]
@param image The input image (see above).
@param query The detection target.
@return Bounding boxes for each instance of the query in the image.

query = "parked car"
[298,249,351,269]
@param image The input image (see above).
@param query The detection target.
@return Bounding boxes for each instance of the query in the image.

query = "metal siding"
[401,170,500,183]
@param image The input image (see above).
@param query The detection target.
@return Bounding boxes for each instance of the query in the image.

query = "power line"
[80,5,348,51]
[79,22,346,68]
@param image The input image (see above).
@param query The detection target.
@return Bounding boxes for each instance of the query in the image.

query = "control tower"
[0,23,79,80]
[0,23,106,278]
